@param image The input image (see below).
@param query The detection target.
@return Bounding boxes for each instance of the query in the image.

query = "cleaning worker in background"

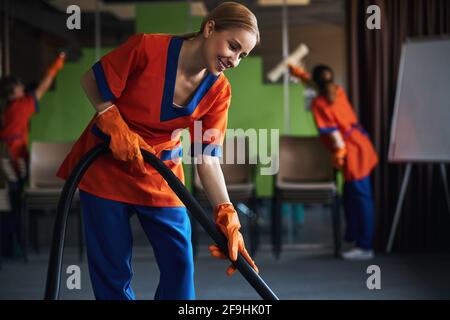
[289,64,378,260]
[0,53,66,257]
[57,2,259,300]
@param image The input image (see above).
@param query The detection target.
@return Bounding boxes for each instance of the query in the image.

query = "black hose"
[44,143,279,300]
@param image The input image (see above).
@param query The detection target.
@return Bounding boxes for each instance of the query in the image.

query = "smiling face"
[201,21,258,76]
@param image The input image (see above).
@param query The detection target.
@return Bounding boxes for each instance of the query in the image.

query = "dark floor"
[1,203,449,300]
[1,245,450,300]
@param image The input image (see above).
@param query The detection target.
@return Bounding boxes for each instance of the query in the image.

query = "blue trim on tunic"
[92,61,116,102]
[189,143,222,157]
[160,37,219,122]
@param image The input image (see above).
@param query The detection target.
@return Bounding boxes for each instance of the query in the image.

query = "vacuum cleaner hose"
[44,143,279,300]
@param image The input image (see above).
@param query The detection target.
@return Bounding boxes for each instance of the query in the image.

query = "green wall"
[224,60,317,196]
[29,3,319,197]
[30,48,110,143]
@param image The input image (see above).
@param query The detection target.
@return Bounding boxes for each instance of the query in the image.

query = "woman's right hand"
[287,64,311,82]
[47,52,66,78]
[95,105,155,176]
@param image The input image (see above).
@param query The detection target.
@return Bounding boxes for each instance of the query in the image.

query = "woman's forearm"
[80,69,113,113]
[35,74,55,100]
[35,53,66,100]
[196,156,231,209]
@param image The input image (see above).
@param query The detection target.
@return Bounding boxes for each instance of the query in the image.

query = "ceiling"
[43,0,346,28]
[3,0,346,72]
[204,0,346,27]
[24,0,344,48]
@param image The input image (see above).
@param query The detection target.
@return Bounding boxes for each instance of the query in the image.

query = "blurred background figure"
[289,63,378,260]
[0,53,65,257]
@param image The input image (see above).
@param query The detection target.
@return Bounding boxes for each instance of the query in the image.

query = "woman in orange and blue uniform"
[57,2,259,300]
[0,53,65,256]
[289,64,378,260]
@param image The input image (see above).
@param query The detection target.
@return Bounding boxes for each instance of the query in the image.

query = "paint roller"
[267,43,309,83]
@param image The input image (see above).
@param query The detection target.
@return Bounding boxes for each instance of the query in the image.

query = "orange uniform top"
[57,33,231,207]
[312,86,378,181]
[0,94,39,164]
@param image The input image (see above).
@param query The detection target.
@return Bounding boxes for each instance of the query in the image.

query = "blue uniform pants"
[80,190,195,300]
[343,175,375,250]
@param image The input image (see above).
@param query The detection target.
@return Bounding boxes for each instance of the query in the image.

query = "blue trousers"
[80,190,195,300]
[343,175,375,250]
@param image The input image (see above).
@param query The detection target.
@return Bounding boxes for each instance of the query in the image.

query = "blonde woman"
[57,2,260,300]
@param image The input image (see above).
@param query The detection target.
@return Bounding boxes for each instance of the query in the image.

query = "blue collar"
[160,37,219,122]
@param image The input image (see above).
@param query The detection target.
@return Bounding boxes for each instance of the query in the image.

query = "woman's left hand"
[209,203,259,276]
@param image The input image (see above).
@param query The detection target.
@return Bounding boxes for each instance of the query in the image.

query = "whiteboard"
[388,37,450,163]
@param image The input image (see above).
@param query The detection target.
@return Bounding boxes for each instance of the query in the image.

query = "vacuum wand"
[44,144,279,300]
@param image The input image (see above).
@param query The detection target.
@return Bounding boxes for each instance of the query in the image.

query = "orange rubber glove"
[332,147,347,170]
[95,105,155,176]
[47,52,66,78]
[208,203,259,276]
[288,64,311,82]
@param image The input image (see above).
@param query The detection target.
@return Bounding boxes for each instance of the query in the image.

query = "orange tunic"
[312,86,378,181]
[0,94,39,166]
[57,34,231,207]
